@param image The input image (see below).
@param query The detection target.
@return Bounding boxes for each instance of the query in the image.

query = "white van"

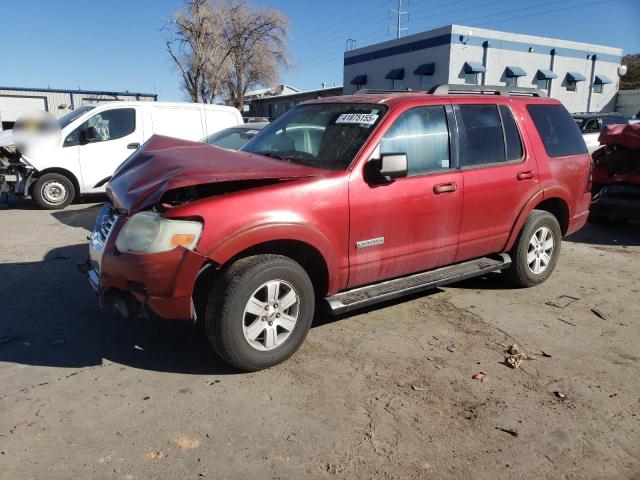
[2,101,243,209]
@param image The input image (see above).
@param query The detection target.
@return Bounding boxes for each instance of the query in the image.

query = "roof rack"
[428,84,547,97]
[354,88,416,95]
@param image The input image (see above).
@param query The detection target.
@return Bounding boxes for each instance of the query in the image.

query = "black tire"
[205,255,315,371]
[32,173,75,209]
[503,210,562,288]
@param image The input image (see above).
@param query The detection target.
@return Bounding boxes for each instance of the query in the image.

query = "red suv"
[86,85,591,371]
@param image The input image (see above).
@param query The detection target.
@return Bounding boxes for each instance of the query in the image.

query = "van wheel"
[205,255,315,371]
[503,210,562,288]
[32,173,75,209]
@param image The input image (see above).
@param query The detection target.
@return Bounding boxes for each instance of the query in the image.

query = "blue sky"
[1,0,638,101]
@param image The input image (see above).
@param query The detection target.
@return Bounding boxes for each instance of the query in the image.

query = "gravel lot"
[0,199,638,479]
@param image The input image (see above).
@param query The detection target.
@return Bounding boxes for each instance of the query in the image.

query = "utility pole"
[388,0,408,39]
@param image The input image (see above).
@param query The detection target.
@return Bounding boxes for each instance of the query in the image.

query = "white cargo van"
[0,101,243,209]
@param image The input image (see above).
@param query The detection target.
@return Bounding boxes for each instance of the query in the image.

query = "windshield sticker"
[335,113,379,125]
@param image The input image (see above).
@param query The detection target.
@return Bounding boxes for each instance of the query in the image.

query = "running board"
[325,254,511,315]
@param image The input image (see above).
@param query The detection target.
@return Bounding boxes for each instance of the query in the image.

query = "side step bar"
[325,254,511,315]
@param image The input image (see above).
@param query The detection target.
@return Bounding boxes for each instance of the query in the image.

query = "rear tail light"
[587,159,593,193]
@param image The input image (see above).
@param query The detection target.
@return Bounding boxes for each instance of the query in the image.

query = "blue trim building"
[343,24,623,113]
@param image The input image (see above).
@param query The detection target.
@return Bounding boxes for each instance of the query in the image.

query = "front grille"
[95,208,120,243]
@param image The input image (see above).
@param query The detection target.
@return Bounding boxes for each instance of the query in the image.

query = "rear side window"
[380,105,450,175]
[527,104,587,157]
[499,105,523,161]
[456,104,524,166]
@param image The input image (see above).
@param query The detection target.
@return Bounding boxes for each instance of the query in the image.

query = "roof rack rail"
[354,88,415,95]
[428,84,547,97]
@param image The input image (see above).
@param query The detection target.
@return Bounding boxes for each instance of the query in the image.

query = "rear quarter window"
[527,104,587,157]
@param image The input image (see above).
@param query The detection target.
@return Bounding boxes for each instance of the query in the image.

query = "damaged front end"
[0,145,35,203]
[85,135,325,321]
[591,124,640,221]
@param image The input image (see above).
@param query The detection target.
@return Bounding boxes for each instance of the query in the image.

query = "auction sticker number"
[335,113,379,125]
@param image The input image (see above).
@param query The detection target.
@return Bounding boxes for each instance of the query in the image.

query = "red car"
[86,85,591,371]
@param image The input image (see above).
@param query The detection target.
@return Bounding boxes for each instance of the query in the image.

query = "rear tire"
[205,255,315,371]
[503,210,561,288]
[32,173,75,209]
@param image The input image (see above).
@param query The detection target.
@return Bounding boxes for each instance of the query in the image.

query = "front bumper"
[590,184,640,220]
[87,204,207,320]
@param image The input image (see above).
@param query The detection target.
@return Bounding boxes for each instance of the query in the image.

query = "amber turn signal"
[170,233,197,246]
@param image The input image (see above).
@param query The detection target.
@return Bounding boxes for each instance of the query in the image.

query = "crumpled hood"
[107,135,325,212]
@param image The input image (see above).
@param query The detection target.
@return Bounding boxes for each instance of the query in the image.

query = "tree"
[165,0,290,106]
[620,54,640,91]
[223,1,291,109]
[165,0,232,103]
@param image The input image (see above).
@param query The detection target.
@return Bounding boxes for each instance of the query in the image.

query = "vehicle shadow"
[565,220,639,247]
[50,203,103,231]
[0,244,237,375]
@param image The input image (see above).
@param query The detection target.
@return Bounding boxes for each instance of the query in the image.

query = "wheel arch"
[505,190,571,251]
[193,239,332,323]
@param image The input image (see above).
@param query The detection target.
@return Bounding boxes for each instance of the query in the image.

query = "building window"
[505,77,518,87]
[593,83,603,94]
[536,78,550,90]
[393,78,404,90]
[464,73,478,85]
[566,81,577,92]
[421,74,434,87]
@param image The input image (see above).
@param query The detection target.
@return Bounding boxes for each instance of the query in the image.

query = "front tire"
[205,255,315,371]
[32,173,75,209]
[503,210,561,287]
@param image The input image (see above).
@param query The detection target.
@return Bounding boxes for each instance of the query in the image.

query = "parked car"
[203,122,268,150]
[590,123,640,222]
[85,85,591,371]
[0,102,243,209]
[573,112,629,152]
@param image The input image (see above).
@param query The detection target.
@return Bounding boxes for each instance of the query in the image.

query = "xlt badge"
[356,237,385,249]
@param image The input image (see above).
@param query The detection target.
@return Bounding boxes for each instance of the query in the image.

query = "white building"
[0,86,156,131]
[343,25,623,113]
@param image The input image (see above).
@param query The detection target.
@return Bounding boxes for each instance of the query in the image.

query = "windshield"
[242,103,387,170]
[204,127,262,150]
[58,106,94,129]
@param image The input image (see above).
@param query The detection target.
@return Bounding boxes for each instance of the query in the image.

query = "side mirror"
[80,126,97,144]
[379,153,408,180]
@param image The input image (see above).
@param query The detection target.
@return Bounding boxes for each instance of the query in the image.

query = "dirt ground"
[0,199,638,480]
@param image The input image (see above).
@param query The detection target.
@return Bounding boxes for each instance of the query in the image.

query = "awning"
[505,66,526,78]
[537,69,558,80]
[414,63,435,75]
[566,72,586,82]
[385,68,405,80]
[350,75,367,85]
[464,62,486,74]
[594,74,612,85]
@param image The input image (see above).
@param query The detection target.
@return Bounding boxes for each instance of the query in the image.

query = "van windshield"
[58,106,94,129]
[242,103,386,170]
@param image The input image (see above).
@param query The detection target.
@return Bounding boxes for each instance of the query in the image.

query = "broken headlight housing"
[115,211,202,254]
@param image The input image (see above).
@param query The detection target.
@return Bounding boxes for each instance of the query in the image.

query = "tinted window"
[456,105,505,166]
[499,105,523,161]
[380,106,450,175]
[64,108,136,147]
[527,104,587,157]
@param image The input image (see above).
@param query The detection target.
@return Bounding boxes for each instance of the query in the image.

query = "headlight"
[115,212,202,254]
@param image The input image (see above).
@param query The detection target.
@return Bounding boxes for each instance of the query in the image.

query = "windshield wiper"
[254,151,290,162]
